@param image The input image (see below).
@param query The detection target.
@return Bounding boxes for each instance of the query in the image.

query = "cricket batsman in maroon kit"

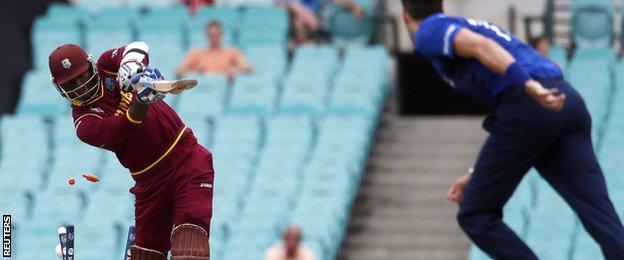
[48,42,213,259]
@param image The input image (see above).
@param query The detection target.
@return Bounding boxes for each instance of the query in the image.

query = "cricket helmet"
[49,44,101,106]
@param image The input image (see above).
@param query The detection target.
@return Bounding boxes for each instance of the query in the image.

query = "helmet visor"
[55,63,101,105]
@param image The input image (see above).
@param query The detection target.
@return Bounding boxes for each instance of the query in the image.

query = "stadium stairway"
[339,116,487,259]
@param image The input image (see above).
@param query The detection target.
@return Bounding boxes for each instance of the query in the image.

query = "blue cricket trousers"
[457,78,624,259]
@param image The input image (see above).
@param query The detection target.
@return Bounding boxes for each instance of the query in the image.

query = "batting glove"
[131,69,165,105]
[118,60,146,92]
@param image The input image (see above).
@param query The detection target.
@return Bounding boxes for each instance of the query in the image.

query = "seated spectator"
[265,226,315,260]
[279,0,323,45]
[279,0,365,45]
[176,21,252,80]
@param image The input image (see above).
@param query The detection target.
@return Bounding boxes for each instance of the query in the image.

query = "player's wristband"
[504,62,531,88]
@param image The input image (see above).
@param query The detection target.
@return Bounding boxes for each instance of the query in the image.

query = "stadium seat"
[572,0,614,48]
[238,7,288,49]
[17,71,66,116]
[136,7,188,74]
[291,45,340,74]
[71,0,129,12]
[548,46,567,69]
[0,192,31,221]
[323,0,375,46]
[46,147,104,193]
[13,222,64,259]
[72,222,120,260]
[52,116,83,148]
[32,17,82,69]
[45,3,90,24]
[228,73,277,115]
[31,190,85,224]
[265,115,314,142]
[279,75,330,115]
[85,7,139,56]
[0,115,49,163]
[176,74,228,119]
[244,46,287,78]
[468,244,490,260]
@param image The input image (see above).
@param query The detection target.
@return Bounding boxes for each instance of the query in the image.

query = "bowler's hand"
[524,80,566,112]
[447,168,473,204]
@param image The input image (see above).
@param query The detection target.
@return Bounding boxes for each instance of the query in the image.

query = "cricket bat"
[151,79,198,94]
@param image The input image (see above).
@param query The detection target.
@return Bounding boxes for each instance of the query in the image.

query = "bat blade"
[151,79,198,94]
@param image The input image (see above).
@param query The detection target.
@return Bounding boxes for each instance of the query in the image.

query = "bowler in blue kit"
[401,0,624,259]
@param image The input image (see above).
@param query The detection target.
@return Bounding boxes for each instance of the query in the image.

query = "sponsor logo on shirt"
[90,107,104,114]
[115,91,133,116]
[105,77,115,91]
[200,183,213,189]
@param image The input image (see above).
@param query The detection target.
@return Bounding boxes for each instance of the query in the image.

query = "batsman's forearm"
[128,102,148,123]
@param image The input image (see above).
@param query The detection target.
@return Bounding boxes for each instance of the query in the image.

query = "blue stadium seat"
[31,190,85,224]
[279,74,330,115]
[17,71,66,116]
[0,115,49,175]
[181,115,212,148]
[32,17,82,69]
[46,3,90,24]
[468,244,491,260]
[176,74,228,119]
[328,76,385,118]
[71,0,128,12]
[572,0,614,48]
[229,74,277,115]
[572,229,603,260]
[244,46,287,78]
[238,7,288,49]
[239,27,288,49]
[52,116,83,148]
[85,7,139,56]
[548,46,567,69]
[73,222,120,260]
[323,0,375,46]
[136,7,188,74]
[0,192,31,222]
[265,115,313,143]
[291,45,340,74]
[13,222,64,259]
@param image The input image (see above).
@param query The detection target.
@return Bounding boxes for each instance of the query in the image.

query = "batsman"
[48,42,212,259]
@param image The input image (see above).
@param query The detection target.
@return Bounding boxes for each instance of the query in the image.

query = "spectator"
[176,21,252,80]
[279,0,365,45]
[182,0,214,16]
[528,36,550,57]
[279,0,322,45]
[265,226,315,260]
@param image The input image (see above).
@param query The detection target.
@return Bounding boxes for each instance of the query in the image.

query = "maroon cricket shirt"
[71,46,197,180]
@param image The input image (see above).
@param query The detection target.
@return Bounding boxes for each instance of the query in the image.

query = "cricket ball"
[68,177,75,185]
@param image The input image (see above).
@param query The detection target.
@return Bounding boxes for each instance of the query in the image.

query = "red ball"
[69,178,75,185]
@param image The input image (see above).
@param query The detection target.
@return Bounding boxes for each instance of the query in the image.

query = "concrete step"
[340,116,486,259]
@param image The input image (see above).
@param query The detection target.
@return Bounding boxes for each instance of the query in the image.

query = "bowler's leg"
[536,132,624,259]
